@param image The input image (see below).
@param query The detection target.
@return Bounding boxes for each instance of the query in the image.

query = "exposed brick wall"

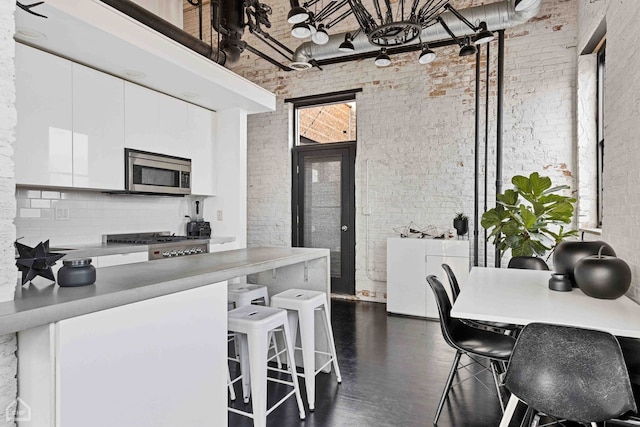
[578,0,640,303]
[185,0,578,301]
[0,0,18,424]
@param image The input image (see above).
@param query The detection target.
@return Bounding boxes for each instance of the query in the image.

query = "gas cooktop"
[105,232,210,260]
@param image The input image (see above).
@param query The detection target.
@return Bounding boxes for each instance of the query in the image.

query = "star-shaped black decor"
[15,240,64,285]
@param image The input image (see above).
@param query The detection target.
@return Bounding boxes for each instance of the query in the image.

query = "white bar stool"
[227,305,305,427]
[270,289,342,411]
[228,283,270,307]
[227,283,282,369]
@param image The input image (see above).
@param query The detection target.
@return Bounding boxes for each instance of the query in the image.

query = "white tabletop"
[451,267,640,338]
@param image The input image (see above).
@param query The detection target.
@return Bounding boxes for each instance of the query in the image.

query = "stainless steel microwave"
[125,149,191,195]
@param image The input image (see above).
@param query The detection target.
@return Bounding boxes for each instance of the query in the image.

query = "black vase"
[507,256,550,271]
[553,240,616,287]
[574,254,631,299]
[453,219,468,236]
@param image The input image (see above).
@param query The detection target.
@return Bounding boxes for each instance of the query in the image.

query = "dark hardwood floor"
[229,299,517,427]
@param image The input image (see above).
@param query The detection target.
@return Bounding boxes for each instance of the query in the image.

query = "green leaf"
[528,172,552,197]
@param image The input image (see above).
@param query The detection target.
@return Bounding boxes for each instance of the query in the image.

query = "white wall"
[578,0,640,303]
[226,0,578,302]
[0,1,18,424]
[132,0,183,28]
[14,189,209,246]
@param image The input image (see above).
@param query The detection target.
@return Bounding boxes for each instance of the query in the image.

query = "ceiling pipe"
[291,0,543,69]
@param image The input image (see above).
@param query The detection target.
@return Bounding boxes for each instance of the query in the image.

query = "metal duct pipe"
[291,0,543,67]
[213,0,247,64]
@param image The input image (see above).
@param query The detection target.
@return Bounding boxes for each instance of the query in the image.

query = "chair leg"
[298,305,318,411]
[227,363,236,401]
[282,319,306,420]
[237,333,251,404]
[246,331,269,427]
[490,360,506,411]
[434,351,462,425]
[499,394,521,427]
[321,305,342,383]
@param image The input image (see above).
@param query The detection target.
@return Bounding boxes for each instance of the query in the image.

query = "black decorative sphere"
[574,253,631,299]
[508,256,549,271]
[553,240,616,286]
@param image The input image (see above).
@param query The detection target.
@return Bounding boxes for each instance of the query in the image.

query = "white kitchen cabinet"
[18,283,228,427]
[72,63,125,190]
[187,104,217,195]
[124,82,188,157]
[15,43,73,187]
[387,238,469,319]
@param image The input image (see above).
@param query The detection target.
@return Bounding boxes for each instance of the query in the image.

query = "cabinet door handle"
[341,225,348,232]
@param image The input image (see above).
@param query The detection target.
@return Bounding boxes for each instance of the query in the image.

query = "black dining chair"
[441,264,520,335]
[426,275,516,425]
[499,323,637,427]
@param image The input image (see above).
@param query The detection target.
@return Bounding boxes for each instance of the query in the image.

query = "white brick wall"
[577,0,640,303]
[222,0,579,302]
[0,0,18,424]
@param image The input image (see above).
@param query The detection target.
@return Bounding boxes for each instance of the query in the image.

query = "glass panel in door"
[302,155,342,277]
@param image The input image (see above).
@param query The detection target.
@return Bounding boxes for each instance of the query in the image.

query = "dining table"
[451,267,640,339]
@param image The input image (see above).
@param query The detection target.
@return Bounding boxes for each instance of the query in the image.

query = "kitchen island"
[9,247,330,427]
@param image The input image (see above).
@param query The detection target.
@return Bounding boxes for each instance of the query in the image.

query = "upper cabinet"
[125,83,216,196]
[124,82,187,158]
[187,104,217,196]
[15,44,73,187]
[16,45,217,195]
[72,63,125,190]
[15,44,125,190]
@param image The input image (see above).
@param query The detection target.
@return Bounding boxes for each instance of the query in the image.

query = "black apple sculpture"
[553,240,616,287]
[574,246,631,299]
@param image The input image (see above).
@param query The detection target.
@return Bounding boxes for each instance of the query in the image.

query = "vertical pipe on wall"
[484,41,490,267]
[474,45,481,267]
[495,30,505,267]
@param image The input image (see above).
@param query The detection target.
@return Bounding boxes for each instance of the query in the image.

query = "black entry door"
[292,143,355,295]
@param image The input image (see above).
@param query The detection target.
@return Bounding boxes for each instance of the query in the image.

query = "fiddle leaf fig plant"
[481,172,578,258]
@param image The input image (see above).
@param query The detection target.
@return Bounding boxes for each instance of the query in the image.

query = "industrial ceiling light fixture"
[474,22,495,45]
[312,24,329,45]
[515,0,538,12]
[459,36,477,56]
[418,44,436,64]
[338,33,355,52]
[287,0,497,67]
[287,0,309,24]
[291,21,312,38]
[374,48,391,67]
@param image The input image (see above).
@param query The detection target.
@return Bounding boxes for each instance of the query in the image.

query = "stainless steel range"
[106,232,209,260]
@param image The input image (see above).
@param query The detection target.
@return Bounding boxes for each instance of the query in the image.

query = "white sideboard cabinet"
[386,237,469,318]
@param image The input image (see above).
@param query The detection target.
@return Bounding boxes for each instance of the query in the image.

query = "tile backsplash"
[15,188,208,246]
